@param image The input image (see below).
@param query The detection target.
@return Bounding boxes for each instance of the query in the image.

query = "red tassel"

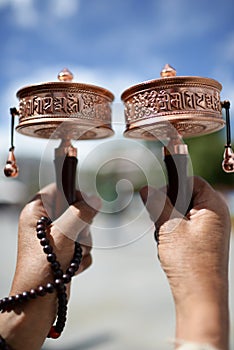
[47,326,61,339]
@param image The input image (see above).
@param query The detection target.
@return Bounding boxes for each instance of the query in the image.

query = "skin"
[0,183,101,350]
[0,176,231,350]
[140,176,231,350]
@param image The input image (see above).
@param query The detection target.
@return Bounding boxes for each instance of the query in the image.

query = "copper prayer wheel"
[8,69,115,212]
[16,68,114,140]
[121,65,230,214]
[121,64,225,140]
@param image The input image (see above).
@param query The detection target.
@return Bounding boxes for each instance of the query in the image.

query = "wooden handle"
[54,155,77,216]
[164,153,189,215]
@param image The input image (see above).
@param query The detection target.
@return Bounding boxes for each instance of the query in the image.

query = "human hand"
[140,176,231,349]
[0,183,101,350]
[11,183,101,294]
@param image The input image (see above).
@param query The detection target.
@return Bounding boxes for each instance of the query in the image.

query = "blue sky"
[0,0,234,153]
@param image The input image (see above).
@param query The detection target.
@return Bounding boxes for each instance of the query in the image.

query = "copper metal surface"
[4,149,19,178]
[55,139,77,158]
[222,146,234,172]
[121,65,224,140]
[16,69,114,140]
[163,137,188,156]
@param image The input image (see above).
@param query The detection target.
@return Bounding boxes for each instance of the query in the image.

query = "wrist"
[175,293,229,350]
[171,272,229,308]
[0,293,57,350]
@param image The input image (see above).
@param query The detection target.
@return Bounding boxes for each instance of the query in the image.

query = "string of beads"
[0,216,82,348]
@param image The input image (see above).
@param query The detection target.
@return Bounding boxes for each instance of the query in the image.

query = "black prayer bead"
[66,267,76,277]
[71,257,81,265]
[0,298,8,312]
[62,274,71,284]
[54,279,66,293]
[40,216,50,223]
[40,237,50,246]
[35,216,80,339]
[43,245,53,254]
[8,296,16,304]
[54,269,63,279]
[36,224,45,232]
[46,283,55,294]
[36,286,47,297]
[37,230,46,239]
[22,291,30,301]
[57,312,67,321]
[58,304,67,313]
[70,262,79,271]
[15,294,23,303]
[58,293,67,303]
[29,289,37,299]
[47,253,56,262]
[51,261,61,271]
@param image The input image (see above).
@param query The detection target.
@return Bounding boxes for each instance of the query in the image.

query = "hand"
[12,183,101,293]
[0,183,101,350]
[140,176,231,350]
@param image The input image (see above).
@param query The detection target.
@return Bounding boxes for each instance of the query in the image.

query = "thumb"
[140,186,183,229]
[53,195,102,241]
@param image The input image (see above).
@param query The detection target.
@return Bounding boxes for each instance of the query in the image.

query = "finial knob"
[160,64,176,78]
[222,146,234,173]
[58,68,74,82]
[4,148,19,177]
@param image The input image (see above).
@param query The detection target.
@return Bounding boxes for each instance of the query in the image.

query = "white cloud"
[0,0,80,28]
[0,0,37,27]
[49,0,80,18]
[5,0,38,28]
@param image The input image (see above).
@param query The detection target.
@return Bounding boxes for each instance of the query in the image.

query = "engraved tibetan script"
[19,92,111,122]
[19,93,80,118]
[125,88,221,122]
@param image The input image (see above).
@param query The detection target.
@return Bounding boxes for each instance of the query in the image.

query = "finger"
[78,226,92,253]
[140,185,183,229]
[53,195,101,241]
[75,227,93,275]
[190,176,228,212]
[76,254,92,275]
[20,183,57,224]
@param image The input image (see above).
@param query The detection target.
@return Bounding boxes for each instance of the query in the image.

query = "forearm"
[0,249,71,350]
[175,288,229,350]
[0,294,57,350]
[0,261,61,350]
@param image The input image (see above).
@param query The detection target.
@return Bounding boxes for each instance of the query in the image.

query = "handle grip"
[164,153,189,215]
[54,155,78,212]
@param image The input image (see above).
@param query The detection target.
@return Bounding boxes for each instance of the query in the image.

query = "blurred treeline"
[186,129,233,189]
[143,128,233,189]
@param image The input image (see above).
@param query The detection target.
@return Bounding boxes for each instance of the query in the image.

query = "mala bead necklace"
[0,216,83,349]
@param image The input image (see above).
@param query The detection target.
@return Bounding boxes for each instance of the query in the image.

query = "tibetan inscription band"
[16,82,114,140]
[121,76,224,139]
